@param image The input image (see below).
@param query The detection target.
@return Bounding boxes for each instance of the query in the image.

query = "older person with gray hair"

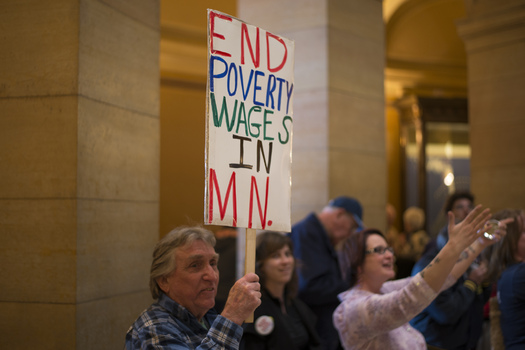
[126,226,261,349]
[288,196,364,350]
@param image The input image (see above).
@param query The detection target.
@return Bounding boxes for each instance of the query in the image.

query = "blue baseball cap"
[329,196,364,230]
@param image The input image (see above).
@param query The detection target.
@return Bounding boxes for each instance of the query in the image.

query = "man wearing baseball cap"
[288,196,364,350]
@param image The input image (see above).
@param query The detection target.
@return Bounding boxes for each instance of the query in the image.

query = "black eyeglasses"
[365,246,394,255]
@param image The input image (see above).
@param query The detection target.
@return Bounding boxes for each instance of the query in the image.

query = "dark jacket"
[288,213,348,350]
[498,262,525,349]
[241,289,322,350]
[410,229,491,350]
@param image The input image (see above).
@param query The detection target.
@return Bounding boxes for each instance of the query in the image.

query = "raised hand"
[447,204,491,254]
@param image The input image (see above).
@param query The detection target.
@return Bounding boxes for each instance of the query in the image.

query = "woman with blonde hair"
[394,207,429,278]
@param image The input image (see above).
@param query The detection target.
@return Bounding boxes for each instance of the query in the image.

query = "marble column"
[0,1,160,349]
[238,0,386,228]
[457,0,525,211]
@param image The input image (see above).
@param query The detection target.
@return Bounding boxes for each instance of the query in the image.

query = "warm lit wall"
[160,83,207,234]
[385,99,402,231]
[159,0,236,235]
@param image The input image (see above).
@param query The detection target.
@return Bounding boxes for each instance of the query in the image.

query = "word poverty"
[209,11,293,175]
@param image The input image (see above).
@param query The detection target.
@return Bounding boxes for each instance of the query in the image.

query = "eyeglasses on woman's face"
[365,246,394,255]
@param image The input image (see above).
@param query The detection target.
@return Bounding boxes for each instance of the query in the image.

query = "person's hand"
[477,217,514,248]
[468,261,488,285]
[447,204,491,254]
[221,273,262,325]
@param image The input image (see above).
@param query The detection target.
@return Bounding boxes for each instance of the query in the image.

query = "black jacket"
[241,289,322,350]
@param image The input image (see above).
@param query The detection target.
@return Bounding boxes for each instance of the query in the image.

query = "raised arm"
[419,205,492,292]
[448,216,513,281]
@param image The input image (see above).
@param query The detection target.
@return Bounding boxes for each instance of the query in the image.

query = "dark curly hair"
[339,228,387,289]
[443,191,474,213]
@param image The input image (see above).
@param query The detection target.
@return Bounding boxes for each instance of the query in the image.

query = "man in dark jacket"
[288,196,364,350]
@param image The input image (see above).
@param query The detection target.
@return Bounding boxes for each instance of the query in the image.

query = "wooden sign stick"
[244,228,257,323]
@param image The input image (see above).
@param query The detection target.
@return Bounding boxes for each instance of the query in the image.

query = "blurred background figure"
[418,191,476,263]
[394,207,429,278]
[289,196,363,350]
[212,226,238,313]
[485,209,525,350]
[241,231,321,350]
[385,203,399,249]
[436,191,475,246]
[410,191,494,350]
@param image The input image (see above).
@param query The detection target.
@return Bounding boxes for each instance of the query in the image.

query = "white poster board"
[205,9,294,231]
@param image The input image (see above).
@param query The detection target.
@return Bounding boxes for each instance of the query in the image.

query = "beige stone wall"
[0,1,160,349]
[328,0,386,229]
[238,0,386,229]
[457,0,525,212]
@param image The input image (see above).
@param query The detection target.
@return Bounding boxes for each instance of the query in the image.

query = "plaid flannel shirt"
[125,292,243,349]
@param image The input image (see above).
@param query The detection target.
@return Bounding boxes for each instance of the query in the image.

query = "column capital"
[456,1,525,52]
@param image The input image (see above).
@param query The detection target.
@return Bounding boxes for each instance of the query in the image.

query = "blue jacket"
[288,213,349,350]
[498,262,525,349]
[410,229,491,350]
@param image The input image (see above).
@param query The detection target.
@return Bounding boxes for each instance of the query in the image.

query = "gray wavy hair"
[149,226,216,299]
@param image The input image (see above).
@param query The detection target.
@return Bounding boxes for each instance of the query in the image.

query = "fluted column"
[457,0,525,210]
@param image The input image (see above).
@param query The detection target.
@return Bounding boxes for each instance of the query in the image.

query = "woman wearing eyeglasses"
[333,205,504,350]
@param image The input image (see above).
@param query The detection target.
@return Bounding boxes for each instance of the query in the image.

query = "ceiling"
[159,0,469,98]
[384,0,468,99]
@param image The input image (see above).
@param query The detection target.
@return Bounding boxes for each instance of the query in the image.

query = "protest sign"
[205,9,294,232]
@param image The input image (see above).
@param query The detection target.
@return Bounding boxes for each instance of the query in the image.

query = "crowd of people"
[124,193,524,350]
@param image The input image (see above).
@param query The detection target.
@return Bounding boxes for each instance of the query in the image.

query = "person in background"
[241,231,321,350]
[400,206,429,261]
[384,203,399,249]
[288,196,364,350]
[434,191,475,249]
[213,226,238,313]
[394,207,429,278]
[333,205,502,350]
[410,191,492,350]
[485,209,524,349]
[125,226,261,350]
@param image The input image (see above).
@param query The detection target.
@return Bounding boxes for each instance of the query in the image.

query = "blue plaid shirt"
[125,292,243,349]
